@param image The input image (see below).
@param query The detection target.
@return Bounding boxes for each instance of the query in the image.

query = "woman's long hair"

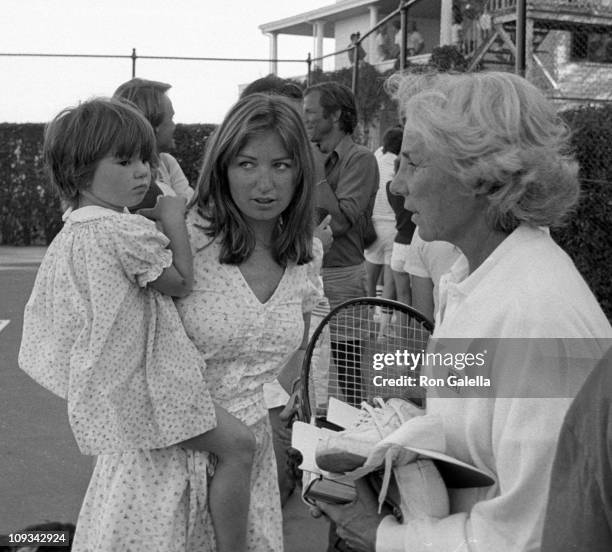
[192,93,315,266]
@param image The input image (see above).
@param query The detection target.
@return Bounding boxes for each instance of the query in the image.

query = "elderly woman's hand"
[314,478,387,552]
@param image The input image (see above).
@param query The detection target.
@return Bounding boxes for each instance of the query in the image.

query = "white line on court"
[0,320,10,334]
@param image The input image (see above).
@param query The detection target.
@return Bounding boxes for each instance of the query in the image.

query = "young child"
[18,98,254,552]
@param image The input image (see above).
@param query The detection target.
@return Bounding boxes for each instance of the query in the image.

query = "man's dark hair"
[240,74,303,100]
[382,126,403,155]
[304,81,358,134]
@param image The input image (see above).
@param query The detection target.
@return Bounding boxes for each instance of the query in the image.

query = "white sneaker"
[315,398,424,473]
[383,459,449,521]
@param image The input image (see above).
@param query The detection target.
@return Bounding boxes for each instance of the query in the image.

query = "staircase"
[460,0,612,72]
[465,24,550,70]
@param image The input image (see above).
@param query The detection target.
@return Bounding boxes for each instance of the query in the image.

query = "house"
[466,0,612,103]
[260,0,612,103]
[259,0,451,73]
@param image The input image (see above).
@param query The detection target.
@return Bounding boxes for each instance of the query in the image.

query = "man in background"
[303,82,378,406]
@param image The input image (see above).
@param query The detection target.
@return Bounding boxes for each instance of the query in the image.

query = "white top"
[404,229,462,320]
[156,152,194,201]
[372,148,397,223]
[376,224,612,552]
[18,206,215,455]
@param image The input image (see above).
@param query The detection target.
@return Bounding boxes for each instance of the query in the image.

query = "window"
[571,28,612,63]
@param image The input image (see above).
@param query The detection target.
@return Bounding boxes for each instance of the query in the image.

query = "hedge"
[0,122,215,246]
[0,107,610,319]
[552,103,612,319]
[0,124,61,245]
[172,123,217,186]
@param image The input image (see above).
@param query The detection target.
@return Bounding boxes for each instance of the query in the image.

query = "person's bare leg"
[377,264,398,338]
[381,264,396,301]
[365,260,382,298]
[181,404,256,552]
[392,268,412,306]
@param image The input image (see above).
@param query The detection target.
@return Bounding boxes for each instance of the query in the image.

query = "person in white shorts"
[404,229,462,322]
[386,167,416,306]
[365,127,404,298]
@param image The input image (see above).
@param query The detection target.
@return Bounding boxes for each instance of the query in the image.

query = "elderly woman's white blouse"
[18,206,215,455]
[376,225,612,552]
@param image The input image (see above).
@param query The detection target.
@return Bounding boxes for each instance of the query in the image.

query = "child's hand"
[137,195,187,222]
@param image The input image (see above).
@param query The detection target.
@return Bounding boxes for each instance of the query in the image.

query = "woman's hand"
[314,478,386,552]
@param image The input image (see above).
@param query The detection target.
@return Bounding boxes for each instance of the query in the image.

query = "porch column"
[313,20,325,70]
[368,5,379,63]
[525,17,534,82]
[439,0,453,46]
[267,32,278,75]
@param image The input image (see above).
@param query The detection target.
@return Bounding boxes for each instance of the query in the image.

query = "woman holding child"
[20,92,320,551]
[175,92,323,550]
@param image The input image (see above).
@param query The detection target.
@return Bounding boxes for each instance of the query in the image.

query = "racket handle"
[280,388,301,427]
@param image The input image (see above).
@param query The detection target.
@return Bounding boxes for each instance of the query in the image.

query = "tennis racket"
[295,297,434,427]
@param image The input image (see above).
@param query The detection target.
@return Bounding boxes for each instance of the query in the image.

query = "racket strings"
[305,300,432,421]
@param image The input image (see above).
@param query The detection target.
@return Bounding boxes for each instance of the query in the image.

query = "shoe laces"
[352,398,414,514]
[351,398,411,439]
[378,450,395,514]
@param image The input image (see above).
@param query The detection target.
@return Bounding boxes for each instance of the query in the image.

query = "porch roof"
[259,0,441,38]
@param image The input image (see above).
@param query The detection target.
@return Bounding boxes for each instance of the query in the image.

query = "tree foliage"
[430,45,469,72]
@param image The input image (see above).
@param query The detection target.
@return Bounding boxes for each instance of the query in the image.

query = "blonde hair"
[386,70,580,231]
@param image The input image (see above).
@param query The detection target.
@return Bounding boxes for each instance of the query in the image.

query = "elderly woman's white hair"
[386,70,580,232]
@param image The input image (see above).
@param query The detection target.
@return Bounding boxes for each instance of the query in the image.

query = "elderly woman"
[315,71,612,551]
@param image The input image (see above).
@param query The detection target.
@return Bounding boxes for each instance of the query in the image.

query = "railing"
[0,49,307,80]
[458,19,489,57]
[307,0,421,95]
[488,0,516,10]
[461,0,612,59]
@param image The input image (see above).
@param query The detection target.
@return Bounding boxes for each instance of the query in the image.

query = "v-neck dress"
[74,210,323,551]
[172,211,323,551]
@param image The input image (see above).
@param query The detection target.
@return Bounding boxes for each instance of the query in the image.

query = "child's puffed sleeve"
[109,214,173,287]
[23,212,216,455]
[302,237,326,314]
